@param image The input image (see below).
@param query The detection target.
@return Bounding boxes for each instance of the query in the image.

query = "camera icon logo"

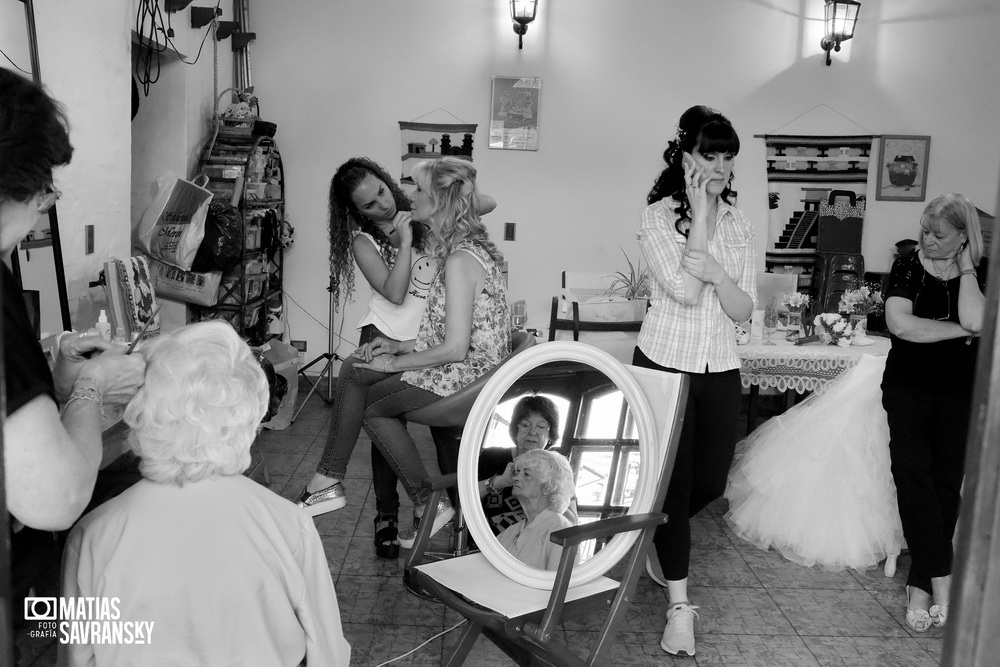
[24,597,58,621]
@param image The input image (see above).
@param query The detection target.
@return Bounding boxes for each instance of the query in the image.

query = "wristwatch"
[485,474,500,494]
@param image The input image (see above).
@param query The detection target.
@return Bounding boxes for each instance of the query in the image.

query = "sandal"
[929,603,949,628]
[374,514,400,559]
[906,586,933,633]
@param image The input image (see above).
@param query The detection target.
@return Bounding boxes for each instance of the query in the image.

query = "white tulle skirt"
[725,354,904,573]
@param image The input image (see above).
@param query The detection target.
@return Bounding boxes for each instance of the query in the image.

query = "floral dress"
[401,242,510,397]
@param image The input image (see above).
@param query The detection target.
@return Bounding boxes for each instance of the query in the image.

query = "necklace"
[929,257,955,282]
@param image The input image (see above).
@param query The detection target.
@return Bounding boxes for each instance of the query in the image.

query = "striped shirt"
[636,198,757,374]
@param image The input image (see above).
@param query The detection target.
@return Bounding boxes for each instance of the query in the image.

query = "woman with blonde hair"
[356,156,510,549]
[62,322,350,665]
[881,192,987,632]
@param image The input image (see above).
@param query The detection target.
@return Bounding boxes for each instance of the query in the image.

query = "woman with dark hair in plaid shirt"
[633,105,757,658]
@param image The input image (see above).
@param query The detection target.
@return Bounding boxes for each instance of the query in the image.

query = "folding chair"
[406,342,688,666]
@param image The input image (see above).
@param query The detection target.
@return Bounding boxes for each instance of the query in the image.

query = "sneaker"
[296,481,347,517]
[398,498,455,549]
[645,555,669,587]
[660,603,699,656]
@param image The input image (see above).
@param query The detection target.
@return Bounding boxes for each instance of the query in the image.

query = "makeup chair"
[405,343,689,665]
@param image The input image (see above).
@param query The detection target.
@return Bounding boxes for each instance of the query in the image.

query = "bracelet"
[62,379,104,418]
[74,376,101,390]
[485,474,500,494]
[961,269,977,277]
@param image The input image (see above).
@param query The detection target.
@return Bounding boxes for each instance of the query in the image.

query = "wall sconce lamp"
[820,0,861,66]
[510,0,538,50]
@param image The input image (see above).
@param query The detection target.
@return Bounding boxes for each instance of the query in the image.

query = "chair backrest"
[561,270,617,301]
[403,331,537,427]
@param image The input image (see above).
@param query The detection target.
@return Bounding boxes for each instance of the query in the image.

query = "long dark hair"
[327,157,429,309]
[646,105,740,236]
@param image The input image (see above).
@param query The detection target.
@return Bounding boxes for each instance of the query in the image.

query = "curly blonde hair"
[411,157,503,265]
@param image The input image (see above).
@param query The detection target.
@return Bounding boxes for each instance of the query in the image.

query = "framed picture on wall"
[876,135,931,201]
[489,76,540,151]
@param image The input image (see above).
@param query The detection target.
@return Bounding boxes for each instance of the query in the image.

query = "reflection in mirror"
[476,360,641,567]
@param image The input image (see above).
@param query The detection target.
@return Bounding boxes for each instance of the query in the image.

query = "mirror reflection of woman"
[355,157,510,550]
[881,193,987,631]
[496,449,576,571]
[634,105,755,657]
[479,394,563,535]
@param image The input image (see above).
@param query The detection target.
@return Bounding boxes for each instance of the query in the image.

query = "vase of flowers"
[837,281,884,336]
[814,313,855,347]
[781,292,811,341]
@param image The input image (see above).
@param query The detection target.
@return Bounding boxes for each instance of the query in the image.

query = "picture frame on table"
[876,135,931,202]
[489,76,540,151]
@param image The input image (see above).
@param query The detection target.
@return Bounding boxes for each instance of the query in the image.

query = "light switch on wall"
[504,222,515,241]
[85,225,94,254]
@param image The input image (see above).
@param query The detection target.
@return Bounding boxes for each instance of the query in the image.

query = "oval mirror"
[459,341,661,589]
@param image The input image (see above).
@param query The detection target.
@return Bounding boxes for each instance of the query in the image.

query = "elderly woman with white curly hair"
[61,321,350,667]
[497,448,577,571]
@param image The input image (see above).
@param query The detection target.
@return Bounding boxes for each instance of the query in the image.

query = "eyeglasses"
[517,420,549,434]
[38,184,62,213]
[913,272,952,321]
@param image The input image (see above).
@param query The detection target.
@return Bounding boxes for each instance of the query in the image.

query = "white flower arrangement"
[814,312,855,347]
[781,292,811,311]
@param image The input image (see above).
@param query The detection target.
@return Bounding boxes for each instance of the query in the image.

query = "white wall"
[1,0,226,332]
[249,0,1000,372]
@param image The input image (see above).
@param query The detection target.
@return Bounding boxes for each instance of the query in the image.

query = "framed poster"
[876,135,931,201]
[489,76,540,151]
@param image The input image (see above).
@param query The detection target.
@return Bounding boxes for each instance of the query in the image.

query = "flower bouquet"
[781,292,811,340]
[838,281,884,335]
[813,313,855,347]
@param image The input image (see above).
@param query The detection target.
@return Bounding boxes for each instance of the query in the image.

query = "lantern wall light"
[820,0,861,66]
[510,0,538,50]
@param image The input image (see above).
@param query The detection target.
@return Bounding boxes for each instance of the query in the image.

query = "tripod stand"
[291,284,341,424]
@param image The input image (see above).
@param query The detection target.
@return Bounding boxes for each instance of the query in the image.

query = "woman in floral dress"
[355,157,510,547]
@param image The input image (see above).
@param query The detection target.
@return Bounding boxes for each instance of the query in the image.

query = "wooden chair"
[406,345,689,666]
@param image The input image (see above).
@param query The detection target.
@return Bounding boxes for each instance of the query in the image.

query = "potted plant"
[606,248,651,319]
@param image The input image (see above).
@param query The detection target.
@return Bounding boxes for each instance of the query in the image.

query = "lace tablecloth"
[737,337,891,394]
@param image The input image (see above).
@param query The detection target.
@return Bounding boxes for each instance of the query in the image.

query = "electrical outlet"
[504,222,516,241]
[85,225,94,254]
[290,340,307,352]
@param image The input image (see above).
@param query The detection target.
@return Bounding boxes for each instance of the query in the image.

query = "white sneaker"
[660,603,699,656]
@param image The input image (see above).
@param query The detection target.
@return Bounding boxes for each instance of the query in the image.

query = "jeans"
[633,347,742,581]
[315,325,401,517]
[362,374,441,506]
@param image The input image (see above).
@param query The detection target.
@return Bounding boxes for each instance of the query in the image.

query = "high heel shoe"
[929,603,949,628]
[374,514,400,559]
[397,498,455,550]
[905,586,932,633]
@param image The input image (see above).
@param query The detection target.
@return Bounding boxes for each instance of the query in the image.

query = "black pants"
[632,347,742,580]
[882,383,971,594]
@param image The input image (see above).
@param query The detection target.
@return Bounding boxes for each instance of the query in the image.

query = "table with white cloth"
[738,336,891,434]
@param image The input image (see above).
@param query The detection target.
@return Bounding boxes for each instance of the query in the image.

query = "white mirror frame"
[459,341,660,589]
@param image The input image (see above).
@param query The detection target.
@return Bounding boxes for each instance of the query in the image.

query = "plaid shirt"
[637,198,757,374]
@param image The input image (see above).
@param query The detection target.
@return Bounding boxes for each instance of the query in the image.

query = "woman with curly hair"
[298,158,494,558]
[355,156,510,551]
[634,105,756,657]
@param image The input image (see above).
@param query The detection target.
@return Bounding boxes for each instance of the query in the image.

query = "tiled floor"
[16,382,945,666]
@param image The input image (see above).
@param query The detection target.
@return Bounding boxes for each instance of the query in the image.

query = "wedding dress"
[725,353,904,572]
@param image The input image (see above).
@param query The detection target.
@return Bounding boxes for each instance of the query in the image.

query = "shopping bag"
[134,174,213,270]
[817,190,864,253]
[190,199,243,272]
